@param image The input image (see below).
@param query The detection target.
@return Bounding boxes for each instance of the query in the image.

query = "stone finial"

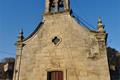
[17,29,24,43]
[16,29,24,49]
[97,17,105,32]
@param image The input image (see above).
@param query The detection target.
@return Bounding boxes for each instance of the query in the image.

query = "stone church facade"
[13,0,110,80]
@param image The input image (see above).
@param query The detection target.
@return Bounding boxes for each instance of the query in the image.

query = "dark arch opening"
[58,0,64,12]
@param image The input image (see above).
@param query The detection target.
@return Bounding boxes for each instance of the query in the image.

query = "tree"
[0,57,15,80]
[107,47,120,80]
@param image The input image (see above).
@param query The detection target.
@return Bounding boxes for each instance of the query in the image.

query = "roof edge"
[23,22,44,41]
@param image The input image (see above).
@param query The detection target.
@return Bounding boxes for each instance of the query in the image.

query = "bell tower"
[45,0,69,14]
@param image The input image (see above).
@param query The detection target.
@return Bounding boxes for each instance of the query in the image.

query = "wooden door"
[47,71,63,80]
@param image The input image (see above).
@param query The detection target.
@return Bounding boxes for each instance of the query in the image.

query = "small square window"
[52,36,61,45]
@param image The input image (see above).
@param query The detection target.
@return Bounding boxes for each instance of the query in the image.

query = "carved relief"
[88,38,99,60]
[50,58,61,68]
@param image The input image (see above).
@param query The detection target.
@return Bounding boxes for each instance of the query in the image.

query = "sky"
[0,0,120,60]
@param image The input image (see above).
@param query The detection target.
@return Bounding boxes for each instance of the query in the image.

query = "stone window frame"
[52,36,62,46]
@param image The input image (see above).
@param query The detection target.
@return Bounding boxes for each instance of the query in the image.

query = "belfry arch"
[45,0,69,13]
